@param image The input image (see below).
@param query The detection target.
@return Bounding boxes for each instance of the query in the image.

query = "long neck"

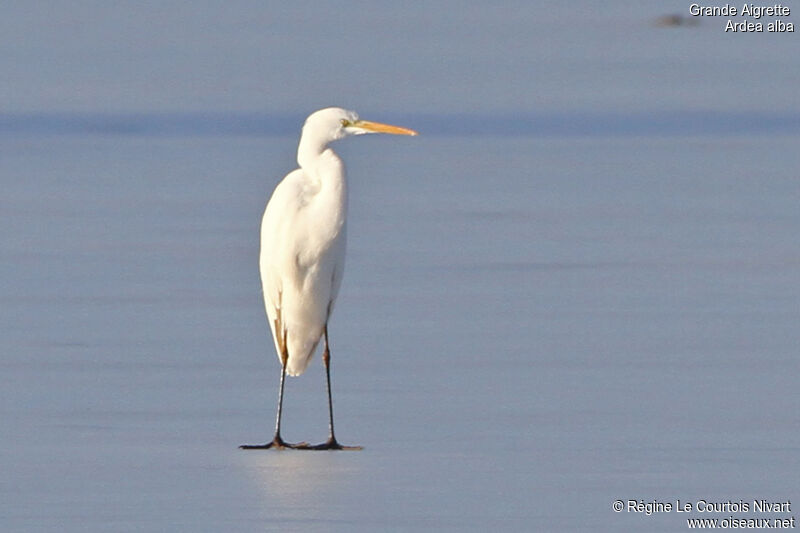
[296,130,348,228]
[297,125,334,171]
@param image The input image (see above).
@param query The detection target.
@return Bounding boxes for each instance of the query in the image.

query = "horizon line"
[1,109,797,138]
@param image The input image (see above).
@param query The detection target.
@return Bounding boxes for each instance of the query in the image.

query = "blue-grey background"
[1,2,798,531]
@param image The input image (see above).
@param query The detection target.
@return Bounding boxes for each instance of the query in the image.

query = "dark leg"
[309,325,362,450]
[240,330,309,450]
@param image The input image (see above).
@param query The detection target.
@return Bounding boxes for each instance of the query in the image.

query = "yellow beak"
[354,119,418,136]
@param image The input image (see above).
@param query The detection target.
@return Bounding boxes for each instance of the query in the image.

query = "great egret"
[240,107,417,450]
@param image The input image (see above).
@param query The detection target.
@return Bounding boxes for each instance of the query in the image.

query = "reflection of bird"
[241,107,417,450]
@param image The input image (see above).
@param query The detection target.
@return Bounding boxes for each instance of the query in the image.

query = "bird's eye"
[340,119,350,127]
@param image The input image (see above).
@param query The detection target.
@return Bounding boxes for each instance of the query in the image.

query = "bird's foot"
[239,436,310,450]
[307,437,363,451]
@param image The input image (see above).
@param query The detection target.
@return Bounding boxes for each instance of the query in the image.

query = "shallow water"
[2,131,798,531]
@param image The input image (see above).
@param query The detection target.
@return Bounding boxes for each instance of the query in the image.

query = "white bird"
[241,107,417,450]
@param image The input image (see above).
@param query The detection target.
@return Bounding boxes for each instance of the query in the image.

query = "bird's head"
[303,107,418,144]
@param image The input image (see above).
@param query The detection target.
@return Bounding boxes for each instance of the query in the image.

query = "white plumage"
[259,147,347,376]
[242,107,417,450]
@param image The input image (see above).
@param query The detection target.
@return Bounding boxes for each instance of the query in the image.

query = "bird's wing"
[259,168,339,375]
[259,170,311,356]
